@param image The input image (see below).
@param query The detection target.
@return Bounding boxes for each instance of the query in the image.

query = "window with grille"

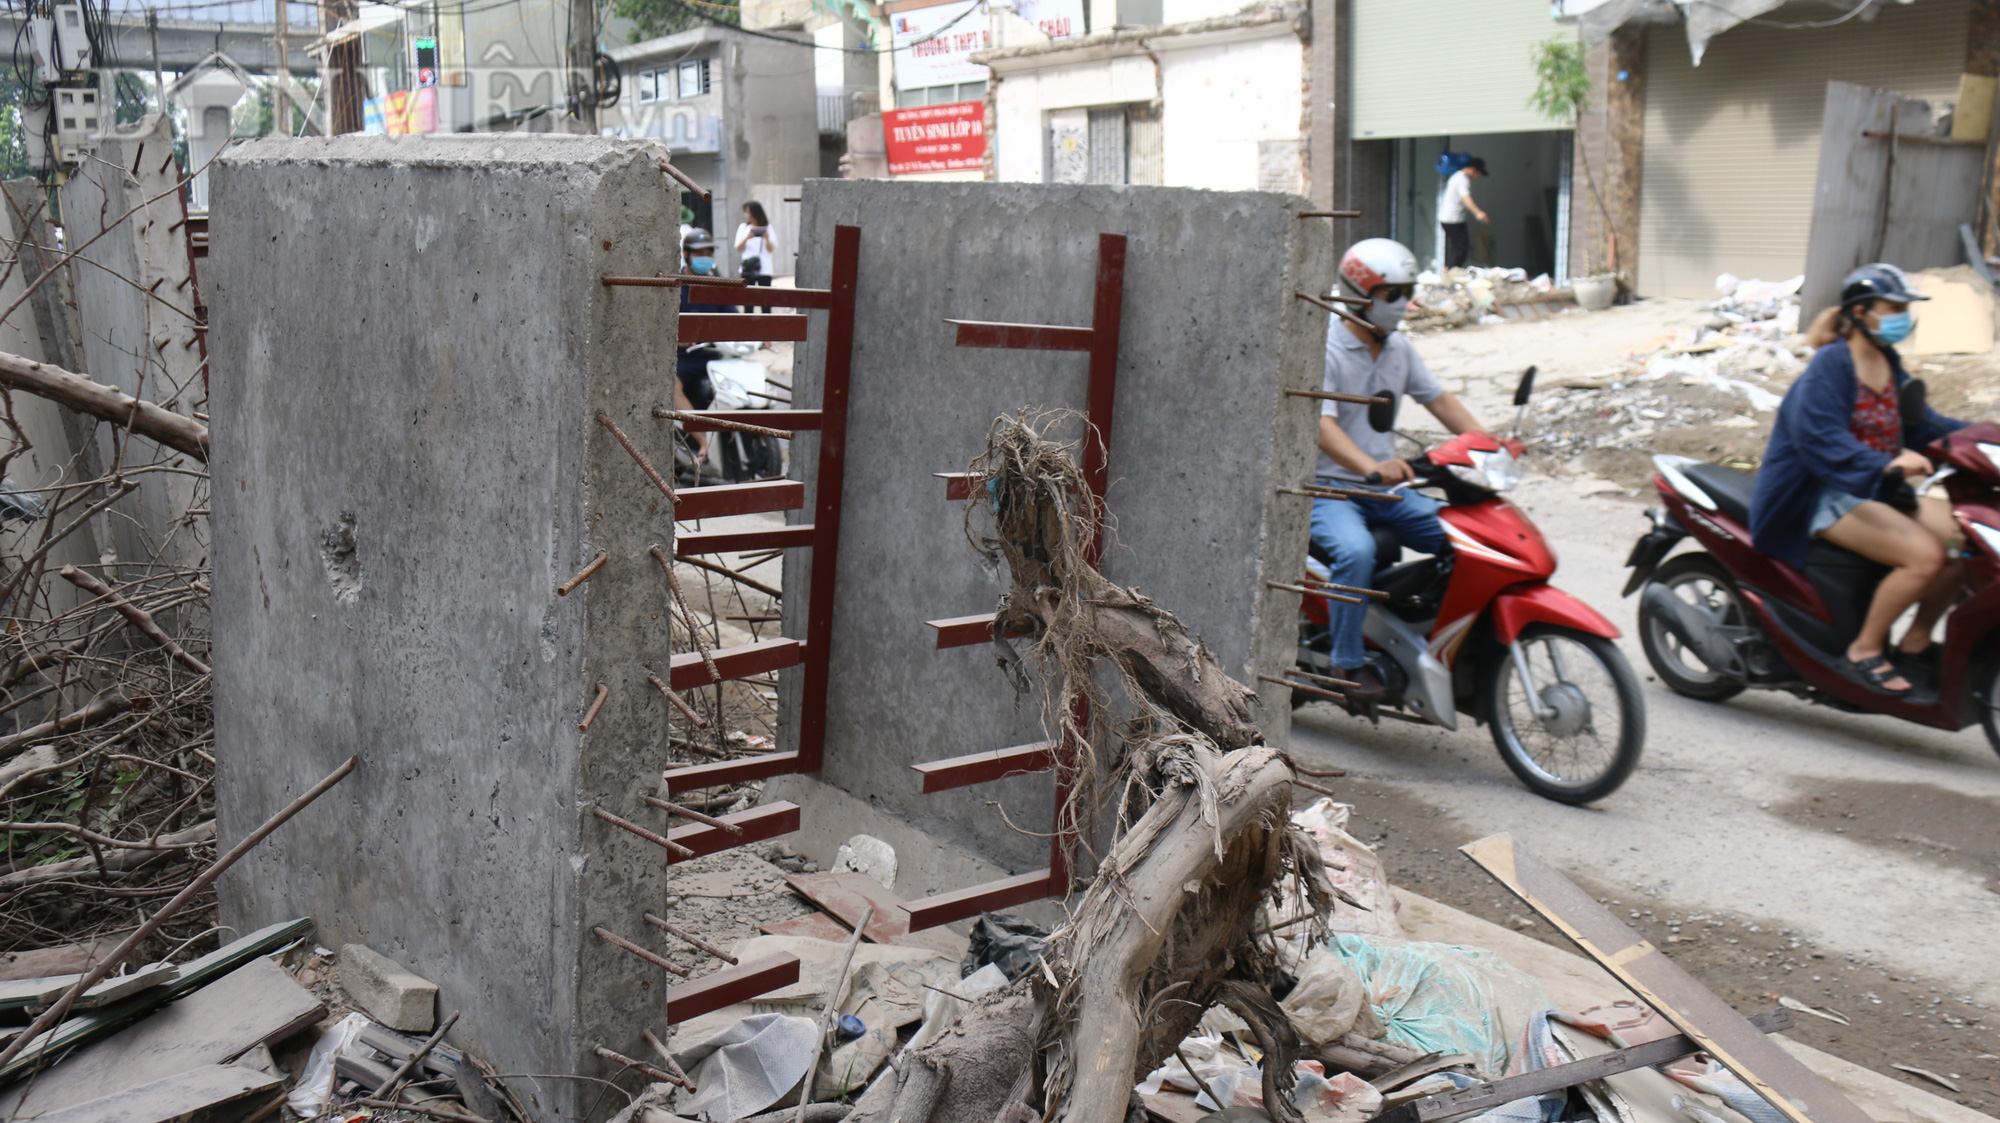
[638,58,711,102]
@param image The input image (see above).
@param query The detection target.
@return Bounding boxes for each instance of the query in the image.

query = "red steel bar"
[679,314,810,343]
[665,802,801,863]
[664,750,802,794]
[672,409,824,433]
[927,613,999,649]
[796,224,861,774]
[686,284,834,310]
[937,472,979,501]
[667,954,801,1025]
[671,480,806,521]
[667,636,804,692]
[912,741,1054,793]
[676,525,816,556]
[904,869,1056,932]
[947,319,1095,351]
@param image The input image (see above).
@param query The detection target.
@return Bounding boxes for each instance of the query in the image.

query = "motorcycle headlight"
[1450,448,1520,493]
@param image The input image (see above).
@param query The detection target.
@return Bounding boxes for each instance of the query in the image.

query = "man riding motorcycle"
[1311,238,1488,698]
[1747,263,1968,699]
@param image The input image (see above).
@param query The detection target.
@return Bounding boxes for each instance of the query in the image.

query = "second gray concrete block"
[340,943,438,1032]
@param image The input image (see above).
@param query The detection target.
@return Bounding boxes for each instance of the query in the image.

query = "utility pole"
[319,0,364,133]
[569,0,598,130]
[273,0,292,135]
[147,9,165,115]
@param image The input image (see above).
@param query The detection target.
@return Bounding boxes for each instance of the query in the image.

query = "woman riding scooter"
[1747,264,1968,697]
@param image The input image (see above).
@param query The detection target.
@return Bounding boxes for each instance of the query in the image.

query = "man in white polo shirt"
[1438,156,1489,269]
[1312,238,1486,698]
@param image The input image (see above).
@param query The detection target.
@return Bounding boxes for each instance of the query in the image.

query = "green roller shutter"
[1637,0,1967,298]
[1352,0,1568,139]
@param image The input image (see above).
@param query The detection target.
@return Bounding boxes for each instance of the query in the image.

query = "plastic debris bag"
[1328,933,1550,1078]
[287,1011,371,1117]
[674,1013,819,1121]
[961,912,1048,981]
[1281,945,1374,1046]
[1288,799,1405,941]
[1199,1060,1385,1122]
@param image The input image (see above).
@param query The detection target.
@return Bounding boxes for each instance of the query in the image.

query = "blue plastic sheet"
[1328,933,1551,1078]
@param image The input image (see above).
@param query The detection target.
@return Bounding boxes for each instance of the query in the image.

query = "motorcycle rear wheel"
[1485,625,1645,804]
[1637,552,1748,702]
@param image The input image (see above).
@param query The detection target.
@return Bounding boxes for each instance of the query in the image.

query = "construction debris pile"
[1523,275,1813,483]
[1407,268,1577,333]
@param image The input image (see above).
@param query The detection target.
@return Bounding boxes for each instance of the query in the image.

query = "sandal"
[1840,654,1915,697]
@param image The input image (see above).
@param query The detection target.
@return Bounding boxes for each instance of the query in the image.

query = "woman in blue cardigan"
[1749,264,1968,697]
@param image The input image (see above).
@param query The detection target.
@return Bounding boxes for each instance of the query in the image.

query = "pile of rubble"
[1408,268,1577,333]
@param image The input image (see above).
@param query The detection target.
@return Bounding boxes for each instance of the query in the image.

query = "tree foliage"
[612,0,739,43]
[1527,35,1589,124]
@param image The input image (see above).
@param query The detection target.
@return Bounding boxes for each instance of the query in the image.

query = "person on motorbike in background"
[674,229,739,470]
[1748,263,1968,698]
[1312,239,1488,699]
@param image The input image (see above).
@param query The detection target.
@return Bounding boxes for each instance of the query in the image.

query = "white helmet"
[1338,238,1419,299]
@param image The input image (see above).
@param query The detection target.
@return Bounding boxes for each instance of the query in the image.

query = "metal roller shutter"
[1352,0,1569,139]
[1637,0,1968,298]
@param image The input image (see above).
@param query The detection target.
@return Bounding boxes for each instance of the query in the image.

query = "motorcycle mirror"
[1513,365,1538,407]
[1367,392,1398,433]
[1900,378,1928,430]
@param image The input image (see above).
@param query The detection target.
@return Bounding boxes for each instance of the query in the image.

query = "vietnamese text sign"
[884,101,987,174]
[891,1,990,89]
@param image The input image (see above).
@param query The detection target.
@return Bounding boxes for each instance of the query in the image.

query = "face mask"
[1872,310,1913,345]
[688,256,716,276]
[1365,296,1409,332]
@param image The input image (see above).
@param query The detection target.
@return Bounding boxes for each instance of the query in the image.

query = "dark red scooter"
[1626,381,2000,756]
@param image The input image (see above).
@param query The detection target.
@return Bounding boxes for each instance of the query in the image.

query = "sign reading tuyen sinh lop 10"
[884,101,987,174]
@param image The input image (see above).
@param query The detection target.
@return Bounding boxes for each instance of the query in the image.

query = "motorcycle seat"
[1303,527,1403,576]
[1678,462,1755,525]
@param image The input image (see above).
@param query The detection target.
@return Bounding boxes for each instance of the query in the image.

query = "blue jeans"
[1309,490,1448,668]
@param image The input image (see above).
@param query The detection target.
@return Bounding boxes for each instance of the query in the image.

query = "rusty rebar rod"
[641,793,744,835]
[556,551,609,597]
[1278,485,1405,504]
[590,805,695,858]
[1291,668,1363,690]
[643,912,739,964]
[652,408,795,440]
[1266,578,1386,601]
[1265,580,1365,606]
[1299,210,1363,218]
[591,926,692,977]
[579,683,609,734]
[1284,386,1389,406]
[1260,674,1353,705]
[593,1043,685,1086]
[602,274,751,288]
[58,565,209,674]
[641,1029,697,1091]
[659,160,712,200]
[595,412,679,507]
[678,554,782,600]
[646,672,710,729]
[1291,775,1345,800]
[651,546,719,686]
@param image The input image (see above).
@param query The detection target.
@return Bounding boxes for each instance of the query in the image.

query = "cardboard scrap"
[1907,274,1996,356]
[29,1062,282,1123]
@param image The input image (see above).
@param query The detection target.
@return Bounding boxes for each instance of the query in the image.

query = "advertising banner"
[890,0,989,89]
[883,100,987,174]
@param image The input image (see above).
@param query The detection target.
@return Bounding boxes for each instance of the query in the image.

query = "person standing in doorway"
[735,202,776,321]
[1439,156,1489,270]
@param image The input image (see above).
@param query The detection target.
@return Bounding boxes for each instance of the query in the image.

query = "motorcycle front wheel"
[1484,625,1645,804]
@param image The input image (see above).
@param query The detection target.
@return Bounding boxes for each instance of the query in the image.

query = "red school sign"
[883,101,987,175]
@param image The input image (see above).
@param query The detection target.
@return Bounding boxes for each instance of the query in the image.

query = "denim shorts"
[1810,488,1866,538]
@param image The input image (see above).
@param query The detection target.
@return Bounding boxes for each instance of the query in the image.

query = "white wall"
[1159,34,1302,191]
[992,53,1158,181]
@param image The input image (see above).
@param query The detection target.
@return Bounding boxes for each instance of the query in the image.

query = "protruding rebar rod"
[1278,484,1406,505]
[594,1043,687,1087]
[1266,578,1387,601]
[641,1029,697,1091]
[1283,385,1388,406]
[590,805,695,858]
[579,682,609,733]
[592,926,692,977]
[647,672,710,729]
[557,551,609,597]
[1260,673,1357,705]
[652,408,795,440]
[659,160,711,200]
[651,546,719,686]
[1291,775,1344,800]
[679,555,782,600]
[643,912,740,964]
[1265,580,1364,606]
[641,793,744,835]
[1299,210,1363,218]
[595,412,679,507]
[602,274,751,288]
[1291,668,1364,690]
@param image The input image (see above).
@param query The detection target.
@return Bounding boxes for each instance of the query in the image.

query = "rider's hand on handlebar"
[1887,450,1933,479]
[1369,458,1418,486]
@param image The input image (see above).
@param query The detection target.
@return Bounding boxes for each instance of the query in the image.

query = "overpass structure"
[0,1,321,77]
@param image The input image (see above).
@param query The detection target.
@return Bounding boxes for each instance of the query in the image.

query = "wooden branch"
[0,693,138,762]
[0,638,88,690]
[59,567,210,674]
[0,350,208,461]
[0,821,215,890]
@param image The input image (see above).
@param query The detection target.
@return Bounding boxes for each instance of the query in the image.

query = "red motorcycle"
[1298,373,1647,804]
[1627,382,2000,755]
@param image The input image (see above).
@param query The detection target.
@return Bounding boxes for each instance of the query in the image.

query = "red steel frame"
[904,232,1126,931]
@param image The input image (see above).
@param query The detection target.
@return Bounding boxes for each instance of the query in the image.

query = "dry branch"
[59,566,211,674]
[0,349,208,461]
[0,820,214,890]
[0,693,138,761]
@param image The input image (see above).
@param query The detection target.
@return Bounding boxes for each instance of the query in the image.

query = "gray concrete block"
[339,944,438,1032]
[780,180,1327,878]
[208,134,686,1121]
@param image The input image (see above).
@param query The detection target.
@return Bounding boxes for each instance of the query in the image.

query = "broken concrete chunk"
[339,944,438,1032]
[836,834,897,891]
